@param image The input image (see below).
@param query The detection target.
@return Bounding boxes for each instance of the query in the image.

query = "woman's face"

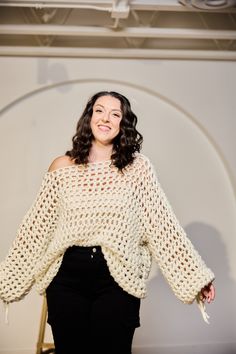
[90,95,122,146]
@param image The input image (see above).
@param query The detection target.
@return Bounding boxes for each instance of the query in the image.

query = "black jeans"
[46,245,141,354]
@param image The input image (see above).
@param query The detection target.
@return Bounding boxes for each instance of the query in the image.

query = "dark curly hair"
[65,91,143,171]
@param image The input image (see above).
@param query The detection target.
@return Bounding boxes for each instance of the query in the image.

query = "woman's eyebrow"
[94,104,122,112]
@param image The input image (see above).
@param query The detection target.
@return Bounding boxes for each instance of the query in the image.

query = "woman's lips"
[98,125,111,132]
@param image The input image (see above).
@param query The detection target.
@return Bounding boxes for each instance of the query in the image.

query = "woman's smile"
[98,124,111,132]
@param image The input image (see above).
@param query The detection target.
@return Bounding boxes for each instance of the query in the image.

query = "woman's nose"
[102,112,110,122]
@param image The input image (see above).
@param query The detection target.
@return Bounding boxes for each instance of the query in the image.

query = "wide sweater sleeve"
[139,157,215,305]
[0,171,60,304]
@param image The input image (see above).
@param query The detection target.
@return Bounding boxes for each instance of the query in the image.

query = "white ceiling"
[0,0,236,59]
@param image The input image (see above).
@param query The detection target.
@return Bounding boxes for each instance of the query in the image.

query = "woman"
[0,91,215,354]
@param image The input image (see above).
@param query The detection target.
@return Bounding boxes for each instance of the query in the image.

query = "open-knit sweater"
[0,153,214,311]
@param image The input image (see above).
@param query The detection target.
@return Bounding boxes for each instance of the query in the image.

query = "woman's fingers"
[201,283,215,303]
[209,284,215,301]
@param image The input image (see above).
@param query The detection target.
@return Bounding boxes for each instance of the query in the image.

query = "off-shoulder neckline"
[45,153,148,176]
[45,159,112,175]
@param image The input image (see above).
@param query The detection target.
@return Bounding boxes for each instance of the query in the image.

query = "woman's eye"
[113,114,121,118]
[95,109,102,113]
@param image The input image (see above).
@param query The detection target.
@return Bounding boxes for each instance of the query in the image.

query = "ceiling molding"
[0,0,236,59]
[1,46,236,60]
[0,0,236,12]
[1,24,236,40]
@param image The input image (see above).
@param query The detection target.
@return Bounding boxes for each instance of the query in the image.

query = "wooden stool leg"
[36,295,55,354]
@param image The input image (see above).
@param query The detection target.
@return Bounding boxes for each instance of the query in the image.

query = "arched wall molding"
[0,77,235,202]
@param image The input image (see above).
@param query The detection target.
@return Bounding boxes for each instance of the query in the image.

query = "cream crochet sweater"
[0,153,214,310]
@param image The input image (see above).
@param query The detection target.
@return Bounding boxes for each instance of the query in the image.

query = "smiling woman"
[0,90,215,354]
[64,90,143,171]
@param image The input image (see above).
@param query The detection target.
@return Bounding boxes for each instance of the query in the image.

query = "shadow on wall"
[37,59,71,93]
[186,222,236,329]
[136,222,236,354]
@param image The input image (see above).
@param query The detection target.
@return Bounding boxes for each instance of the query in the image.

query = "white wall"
[0,57,236,354]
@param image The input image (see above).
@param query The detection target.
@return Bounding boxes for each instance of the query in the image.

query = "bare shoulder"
[48,155,75,172]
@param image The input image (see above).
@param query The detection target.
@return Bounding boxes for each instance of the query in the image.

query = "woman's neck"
[88,142,113,163]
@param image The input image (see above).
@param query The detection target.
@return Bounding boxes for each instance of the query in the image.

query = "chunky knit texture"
[0,153,214,305]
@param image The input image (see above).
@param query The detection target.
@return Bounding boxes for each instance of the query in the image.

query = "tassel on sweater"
[196,293,210,324]
[4,302,9,324]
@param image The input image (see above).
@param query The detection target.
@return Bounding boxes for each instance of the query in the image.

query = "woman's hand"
[200,282,215,303]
